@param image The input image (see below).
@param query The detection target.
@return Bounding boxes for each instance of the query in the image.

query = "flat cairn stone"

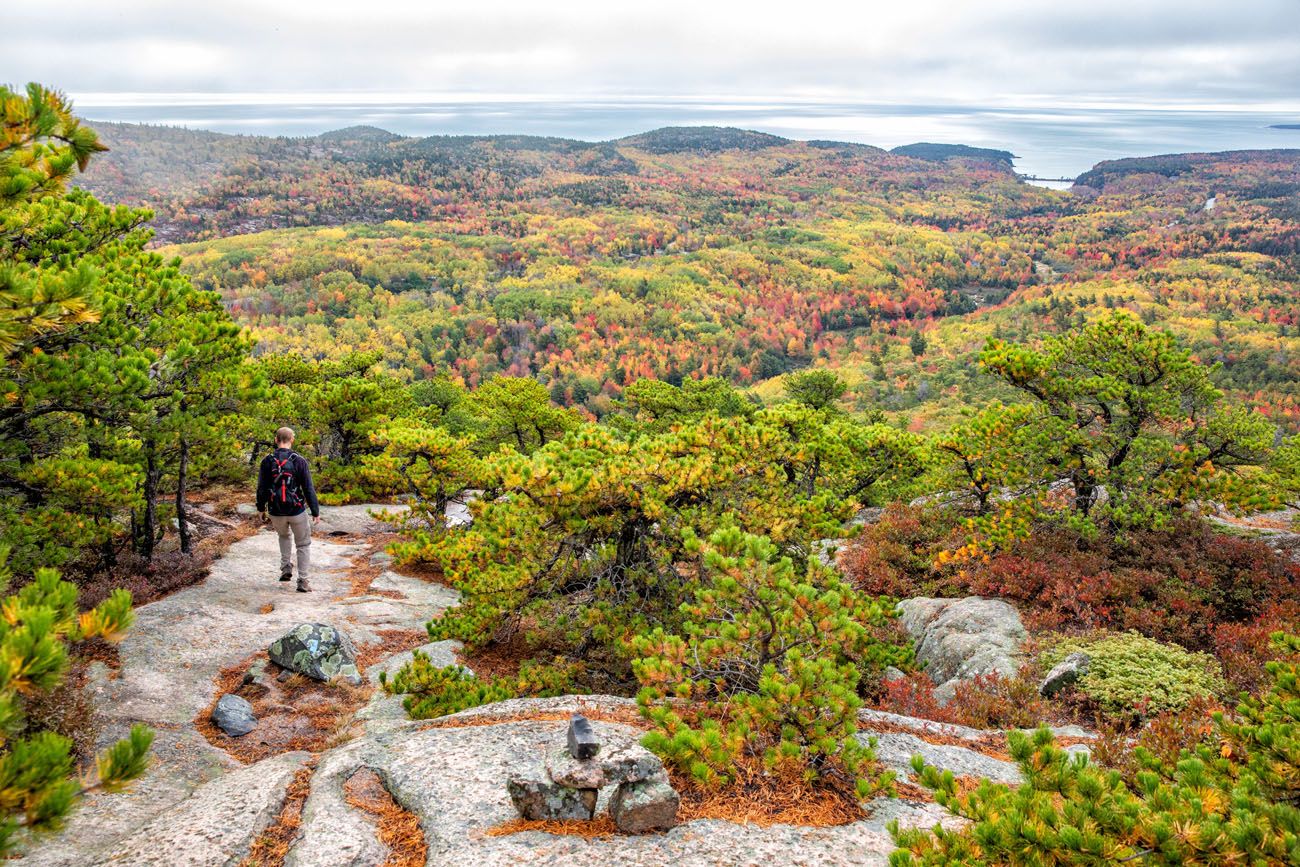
[211,693,257,737]
[506,714,680,831]
[268,623,362,684]
[547,740,666,789]
[609,778,681,833]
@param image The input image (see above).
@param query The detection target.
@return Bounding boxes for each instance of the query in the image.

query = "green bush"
[890,634,1300,865]
[631,527,911,797]
[379,652,573,720]
[1041,631,1226,718]
[0,550,153,854]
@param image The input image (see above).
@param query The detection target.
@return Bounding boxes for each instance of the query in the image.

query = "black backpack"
[269,452,305,511]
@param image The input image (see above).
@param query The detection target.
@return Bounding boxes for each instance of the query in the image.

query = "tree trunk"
[176,435,192,555]
[139,445,161,560]
[1073,476,1096,516]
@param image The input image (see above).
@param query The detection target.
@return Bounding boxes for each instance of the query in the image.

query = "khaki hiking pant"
[269,512,312,579]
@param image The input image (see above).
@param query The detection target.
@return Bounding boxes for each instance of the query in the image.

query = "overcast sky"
[5,0,1299,108]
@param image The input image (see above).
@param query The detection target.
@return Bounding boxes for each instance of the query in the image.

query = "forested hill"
[74,122,1300,431]
[75,122,1022,243]
[888,142,1016,167]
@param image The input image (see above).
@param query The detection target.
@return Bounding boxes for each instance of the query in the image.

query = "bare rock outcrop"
[896,596,1028,703]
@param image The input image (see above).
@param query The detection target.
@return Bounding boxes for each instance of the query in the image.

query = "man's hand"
[259,510,269,524]
[313,515,322,526]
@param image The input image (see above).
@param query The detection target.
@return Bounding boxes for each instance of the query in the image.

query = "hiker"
[256,427,321,592]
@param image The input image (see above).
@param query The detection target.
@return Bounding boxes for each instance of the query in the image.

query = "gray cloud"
[4,0,1299,106]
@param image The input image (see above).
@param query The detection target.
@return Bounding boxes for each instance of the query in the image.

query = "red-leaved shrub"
[839,506,963,599]
[876,669,1051,730]
[843,507,1299,667]
[1092,695,1222,786]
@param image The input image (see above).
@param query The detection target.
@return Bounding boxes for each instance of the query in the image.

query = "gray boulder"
[850,507,886,527]
[268,623,362,685]
[211,694,257,737]
[506,775,597,821]
[609,778,680,833]
[896,597,1027,702]
[1040,652,1090,697]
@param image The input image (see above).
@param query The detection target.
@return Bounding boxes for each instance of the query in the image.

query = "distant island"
[889,142,1016,166]
[1271,124,1300,130]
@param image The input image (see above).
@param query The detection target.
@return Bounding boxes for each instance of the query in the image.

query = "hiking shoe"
[296,578,312,593]
[279,568,292,582]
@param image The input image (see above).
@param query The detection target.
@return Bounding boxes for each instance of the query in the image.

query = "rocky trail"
[21,505,1043,867]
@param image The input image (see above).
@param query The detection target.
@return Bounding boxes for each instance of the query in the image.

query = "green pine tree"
[0,549,152,855]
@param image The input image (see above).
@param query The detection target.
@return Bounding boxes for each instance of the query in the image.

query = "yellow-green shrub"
[1041,631,1226,718]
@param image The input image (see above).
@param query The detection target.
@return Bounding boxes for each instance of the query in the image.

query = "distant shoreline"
[1270,124,1300,130]
[71,101,1300,181]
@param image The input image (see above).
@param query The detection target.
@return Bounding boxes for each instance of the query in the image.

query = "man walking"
[256,427,321,592]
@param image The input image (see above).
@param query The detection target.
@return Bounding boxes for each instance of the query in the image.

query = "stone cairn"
[506,714,680,833]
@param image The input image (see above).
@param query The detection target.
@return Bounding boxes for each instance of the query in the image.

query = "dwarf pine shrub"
[890,633,1300,865]
[631,527,912,797]
[379,652,573,719]
[0,551,153,854]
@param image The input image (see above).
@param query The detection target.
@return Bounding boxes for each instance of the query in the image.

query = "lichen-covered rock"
[546,740,665,789]
[896,596,1027,701]
[850,507,886,526]
[506,775,597,820]
[211,694,257,737]
[610,778,680,833]
[1040,651,1090,697]
[269,623,361,684]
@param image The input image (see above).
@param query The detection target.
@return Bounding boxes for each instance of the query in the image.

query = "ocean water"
[74,94,1300,179]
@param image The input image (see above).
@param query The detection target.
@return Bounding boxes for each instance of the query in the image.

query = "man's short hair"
[275,427,295,445]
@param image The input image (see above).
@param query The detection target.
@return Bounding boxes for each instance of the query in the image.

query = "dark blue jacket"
[256,448,320,517]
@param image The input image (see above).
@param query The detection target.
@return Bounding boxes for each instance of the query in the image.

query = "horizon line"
[65,91,1300,115]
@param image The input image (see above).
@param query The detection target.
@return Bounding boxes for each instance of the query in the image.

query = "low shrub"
[380,653,574,720]
[876,673,951,724]
[877,669,1051,731]
[945,672,1052,730]
[889,634,1300,865]
[1211,600,1300,694]
[838,506,963,599]
[631,527,910,797]
[844,509,1299,665]
[78,547,219,609]
[1040,631,1227,720]
[1091,695,1221,786]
